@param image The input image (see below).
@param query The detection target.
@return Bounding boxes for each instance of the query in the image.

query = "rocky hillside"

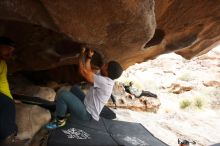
[113,46,220,146]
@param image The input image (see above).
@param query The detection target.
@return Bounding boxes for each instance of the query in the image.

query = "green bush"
[180,99,191,109]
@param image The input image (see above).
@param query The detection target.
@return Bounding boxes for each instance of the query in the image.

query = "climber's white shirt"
[84,74,114,121]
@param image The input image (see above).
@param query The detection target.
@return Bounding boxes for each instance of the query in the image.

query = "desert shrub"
[194,97,204,109]
[180,99,191,109]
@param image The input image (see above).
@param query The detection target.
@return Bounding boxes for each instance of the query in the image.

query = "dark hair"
[107,61,123,80]
[0,37,15,47]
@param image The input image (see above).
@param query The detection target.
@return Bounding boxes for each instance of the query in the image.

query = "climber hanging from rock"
[46,46,123,129]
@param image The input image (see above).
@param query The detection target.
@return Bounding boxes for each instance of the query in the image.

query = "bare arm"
[79,48,94,84]
[85,49,93,70]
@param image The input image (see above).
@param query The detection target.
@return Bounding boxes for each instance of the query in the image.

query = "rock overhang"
[0,0,220,74]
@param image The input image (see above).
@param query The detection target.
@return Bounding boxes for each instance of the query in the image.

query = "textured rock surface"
[0,0,220,79]
[16,103,51,140]
[153,0,220,62]
[9,74,56,101]
[107,95,161,112]
[107,82,161,112]
[12,81,55,140]
[0,0,156,72]
[203,81,220,88]
[168,83,193,94]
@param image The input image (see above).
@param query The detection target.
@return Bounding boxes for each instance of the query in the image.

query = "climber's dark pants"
[56,85,92,121]
[0,92,17,141]
[139,91,157,98]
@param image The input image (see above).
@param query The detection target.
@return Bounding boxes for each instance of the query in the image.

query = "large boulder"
[153,0,220,61]
[16,103,51,140]
[107,82,161,112]
[0,0,156,71]
[9,75,55,140]
[9,74,56,101]
[0,0,220,82]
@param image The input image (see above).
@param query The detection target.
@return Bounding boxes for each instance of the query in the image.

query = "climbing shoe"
[45,119,66,130]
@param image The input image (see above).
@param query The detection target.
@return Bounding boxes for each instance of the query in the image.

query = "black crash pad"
[47,118,168,146]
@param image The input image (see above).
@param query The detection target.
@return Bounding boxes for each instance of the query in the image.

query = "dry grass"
[194,97,205,109]
[180,99,191,109]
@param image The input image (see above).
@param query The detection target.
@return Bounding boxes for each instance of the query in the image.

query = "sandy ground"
[112,105,220,146]
[112,47,220,146]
